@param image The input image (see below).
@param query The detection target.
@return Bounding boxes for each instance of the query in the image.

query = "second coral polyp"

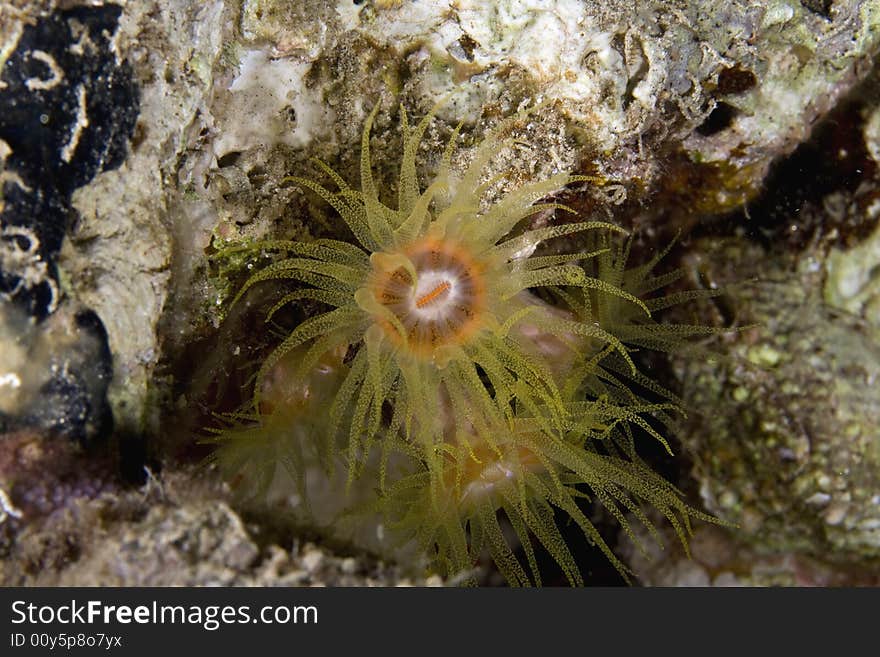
[366,237,486,357]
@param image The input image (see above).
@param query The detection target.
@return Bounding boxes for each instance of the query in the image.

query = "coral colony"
[207,101,722,586]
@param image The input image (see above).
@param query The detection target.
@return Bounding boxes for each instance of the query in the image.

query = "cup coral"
[209,99,724,585]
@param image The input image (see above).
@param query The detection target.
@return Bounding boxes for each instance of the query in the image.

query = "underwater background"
[1,0,879,586]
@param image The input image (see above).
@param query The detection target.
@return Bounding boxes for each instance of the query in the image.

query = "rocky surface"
[672,230,880,572]
[0,468,439,586]
[621,520,880,587]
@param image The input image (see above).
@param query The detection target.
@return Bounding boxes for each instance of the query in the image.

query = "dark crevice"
[696,101,738,136]
[801,0,833,19]
[717,65,757,95]
[687,62,880,252]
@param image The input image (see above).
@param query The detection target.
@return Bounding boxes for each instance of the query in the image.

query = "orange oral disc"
[368,238,486,357]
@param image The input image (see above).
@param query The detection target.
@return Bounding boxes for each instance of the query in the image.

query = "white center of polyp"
[410,270,458,321]
[460,460,515,505]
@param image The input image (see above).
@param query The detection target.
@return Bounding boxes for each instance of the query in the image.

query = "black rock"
[0,4,139,444]
[0,3,139,318]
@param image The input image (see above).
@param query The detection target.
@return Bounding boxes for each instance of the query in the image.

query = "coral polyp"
[382,404,708,587]
[229,102,641,460]
[211,99,724,585]
[204,343,349,503]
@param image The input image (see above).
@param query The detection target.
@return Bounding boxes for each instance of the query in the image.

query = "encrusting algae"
[205,99,727,586]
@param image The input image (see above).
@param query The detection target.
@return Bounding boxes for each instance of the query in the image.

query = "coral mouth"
[415,279,452,309]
